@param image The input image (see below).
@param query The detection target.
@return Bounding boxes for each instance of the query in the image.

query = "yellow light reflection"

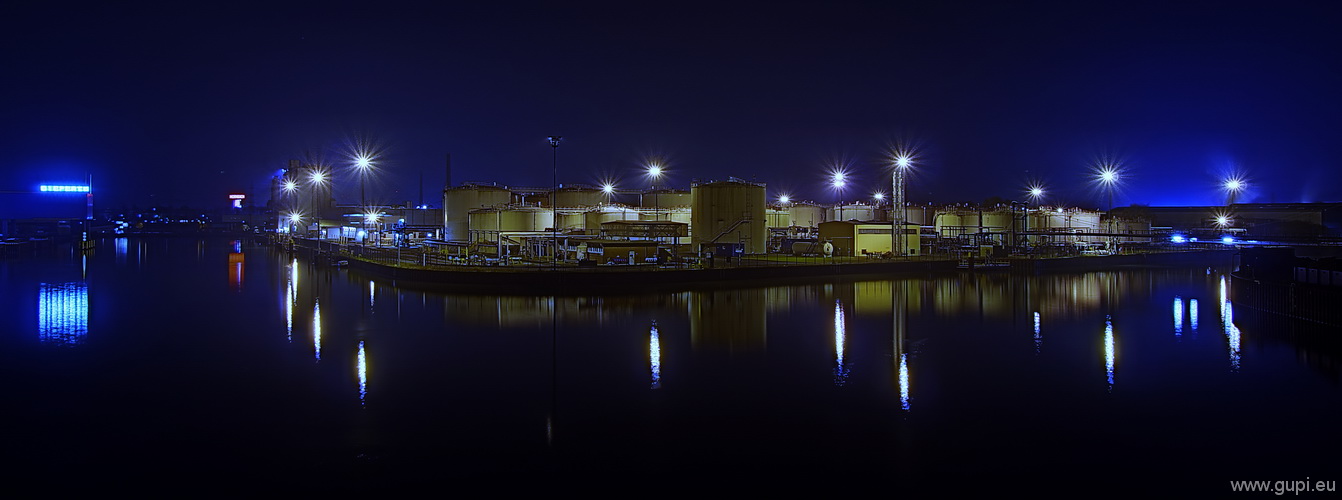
[650,321,661,390]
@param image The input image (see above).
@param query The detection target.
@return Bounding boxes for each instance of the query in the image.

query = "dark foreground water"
[4,237,1339,494]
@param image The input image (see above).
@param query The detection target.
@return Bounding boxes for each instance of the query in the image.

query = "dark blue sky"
[3,1,1339,210]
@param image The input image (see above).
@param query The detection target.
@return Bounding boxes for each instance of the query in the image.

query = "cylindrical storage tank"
[933,210,966,237]
[554,187,604,208]
[554,210,586,231]
[901,206,935,226]
[498,207,554,232]
[766,208,791,229]
[642,190,693,208]
[444,185,512,241]
[468,207,556,242]
[980,210,1014,232]
[691,180,767,254]
[826,204,877,222]
[665,207,692,225]
[788,203,826,228]
[584,205,640,234]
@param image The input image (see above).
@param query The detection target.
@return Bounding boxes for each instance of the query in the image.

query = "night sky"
[4,1,1340,210]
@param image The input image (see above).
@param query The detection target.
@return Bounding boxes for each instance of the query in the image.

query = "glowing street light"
[601,182,616,204]
[1091,161,1123,211]
[873,191,886,203]
[308,168,328,237]
[1222,176,1247,205]
[646,164,665,222]
[1027,183,1045,205]
[887,147,918,257]
[778,194,791,205]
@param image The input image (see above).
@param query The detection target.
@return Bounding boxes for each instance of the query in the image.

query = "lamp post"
[646,164,663,222]
[1095,166,1120,211]
[355,155,372,245]
[1223,177,1245,206]
[548,136,562,264]
[282,178,297,234]
[891,155,912,257]
[309,169,327,238]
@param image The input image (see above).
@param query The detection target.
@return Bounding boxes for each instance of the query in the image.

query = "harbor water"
[3,237,1339,493]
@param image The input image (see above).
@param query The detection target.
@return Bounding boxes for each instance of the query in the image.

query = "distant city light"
[229,194,246,200]
[39,185,90,193]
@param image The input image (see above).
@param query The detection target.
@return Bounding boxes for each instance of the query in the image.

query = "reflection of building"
[689,288,768,352]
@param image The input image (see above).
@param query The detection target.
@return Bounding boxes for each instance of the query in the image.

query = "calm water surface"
[4,237,1339,493]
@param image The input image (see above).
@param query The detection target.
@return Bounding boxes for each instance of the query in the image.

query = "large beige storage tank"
[584,205,641,234]
[642,189,692,208]
[554,187,604,208]
[554,209,586,231]
[444,184,513,241]
[467,207,554,242]
[827,203,878,222]
[1043,208,1102,232]
[691,179,767,254]
[766,208,791,229]
[788,203,826,228]
[901,206,935,226]
[1105,217,1152,242]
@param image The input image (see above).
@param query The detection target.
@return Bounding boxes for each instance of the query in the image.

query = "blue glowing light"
[39,185,90,193]
[1221,236,1235,244]
[1033,311,1042,354]
[1189,298,1200,331]
[1171,234,1186,243]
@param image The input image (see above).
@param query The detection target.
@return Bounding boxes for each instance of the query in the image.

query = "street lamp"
[1222,176,1246,206]
[778,194,791,205]
[1093,164,1122,211]
[354,155,373,245]
[645,164,664,222]
[889,152,915,257]
[548,136,561,264]
[309,168,328,237]
[1027,184,1045,206]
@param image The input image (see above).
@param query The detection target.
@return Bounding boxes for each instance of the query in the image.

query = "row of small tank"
[444,182,1149,251]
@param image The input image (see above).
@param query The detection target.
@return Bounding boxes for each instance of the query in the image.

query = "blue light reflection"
[38,282,88,346]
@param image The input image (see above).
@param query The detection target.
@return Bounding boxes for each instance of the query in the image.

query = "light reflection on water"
[313,298,322,362]
[357,340,367,406]
[38,282,87,346]
[649,321,661,390]
[1104,316,1116,391]
[833,299,848,386]
[1174,296,1184,337]
[27,240,1342,487]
